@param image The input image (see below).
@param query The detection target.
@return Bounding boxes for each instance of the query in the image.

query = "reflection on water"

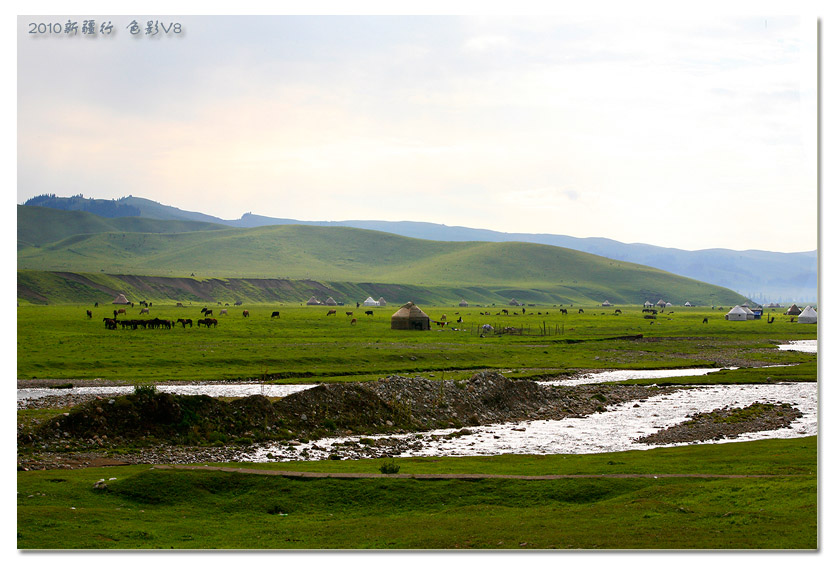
[17,383,318,406]
[243,382,817,462]
[777,340,817,353]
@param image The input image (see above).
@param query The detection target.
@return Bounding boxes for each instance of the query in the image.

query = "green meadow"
[17,303,817,384]
[17,437,817,549]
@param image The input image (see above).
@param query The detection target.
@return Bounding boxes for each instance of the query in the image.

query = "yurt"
[307,297,322,306]
[684,301,692,307]
[656,299,667,308]
[725,305,748,321]
[325,297,337,306]
[459,299,469,308]
[601,300,612,307]
[509,298,520,306]
[786,304,802,316]
[391,302,431,330]
[798,306,817,324]
[112,293,130,305]
[378,297,387,307]
[644,301,653,308]
[364,296,380,307]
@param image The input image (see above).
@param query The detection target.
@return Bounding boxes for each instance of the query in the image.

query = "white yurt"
[644,301,653,308]
[378,297,387,307]
[798,306,817,324]
[601,300,612,307]
[684,301,692,307]
[725,305,748,321]
[364,296,380,307]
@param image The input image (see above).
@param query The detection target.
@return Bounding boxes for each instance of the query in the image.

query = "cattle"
[441,314,447,321]
[219,309,228,315]
[327,309,337,316]
[501,309,508,315]
[176,302,184,307]
[242,310,250,318]
[139,308,150,315]
[350,318,357,325]
[271,311,280,318]
[365,310,373,316]
[203,310,213,317]
[86,310,92,319]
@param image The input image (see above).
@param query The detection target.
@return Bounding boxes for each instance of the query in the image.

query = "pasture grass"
[17,304,817,384]
[16,437,817,549]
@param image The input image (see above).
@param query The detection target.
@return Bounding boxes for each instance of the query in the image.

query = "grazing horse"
[177,318,192,328]
[350,318,357,325]
[703,317,708,324]
[501,309,509,315]
[242,310,249,318]
[176,302,184,307]
[86,310,92,319]
[219,309,228,315]
[365,310,373,316]
[103,318,117,330]
[327,309,337,316]
[201,307,208,313]
[346,311,354,316]
[271,311,280,318]
[139,308,150,315]
[614,309,622,315]
[117,308,127,315]
[203,310,213,317]
[441,314,447,321]
[578,309,584,314]
[644,314,657,320]
[560,308,568,314]
[94,302,99,308]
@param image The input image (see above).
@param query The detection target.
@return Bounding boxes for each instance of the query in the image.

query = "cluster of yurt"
[391,302,431,330]
[307,297,322,306]
[725,304,760,321]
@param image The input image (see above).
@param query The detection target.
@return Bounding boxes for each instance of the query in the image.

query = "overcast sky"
[16,7,818,252]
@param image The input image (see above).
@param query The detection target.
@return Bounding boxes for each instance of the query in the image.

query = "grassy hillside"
[17,205,229,250]
[17,206,746,306]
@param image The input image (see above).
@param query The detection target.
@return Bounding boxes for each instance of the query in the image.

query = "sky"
[15,3,820,253]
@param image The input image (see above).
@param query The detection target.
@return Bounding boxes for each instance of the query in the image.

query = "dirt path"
[151,464,805,480]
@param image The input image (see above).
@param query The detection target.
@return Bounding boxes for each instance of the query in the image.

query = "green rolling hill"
[17,206,745,306]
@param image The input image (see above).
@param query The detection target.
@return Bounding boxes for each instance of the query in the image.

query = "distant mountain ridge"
[22,194,817,302]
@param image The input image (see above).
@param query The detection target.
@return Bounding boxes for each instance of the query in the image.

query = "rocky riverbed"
[17,371,814,470]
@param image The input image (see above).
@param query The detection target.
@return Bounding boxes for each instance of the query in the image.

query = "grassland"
[16,303,817,384]
[16,297,818,550]
[17,437,816,549]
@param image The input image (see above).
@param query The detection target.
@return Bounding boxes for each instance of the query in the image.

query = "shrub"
[133,384,157,398]
[379,460,401,474]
